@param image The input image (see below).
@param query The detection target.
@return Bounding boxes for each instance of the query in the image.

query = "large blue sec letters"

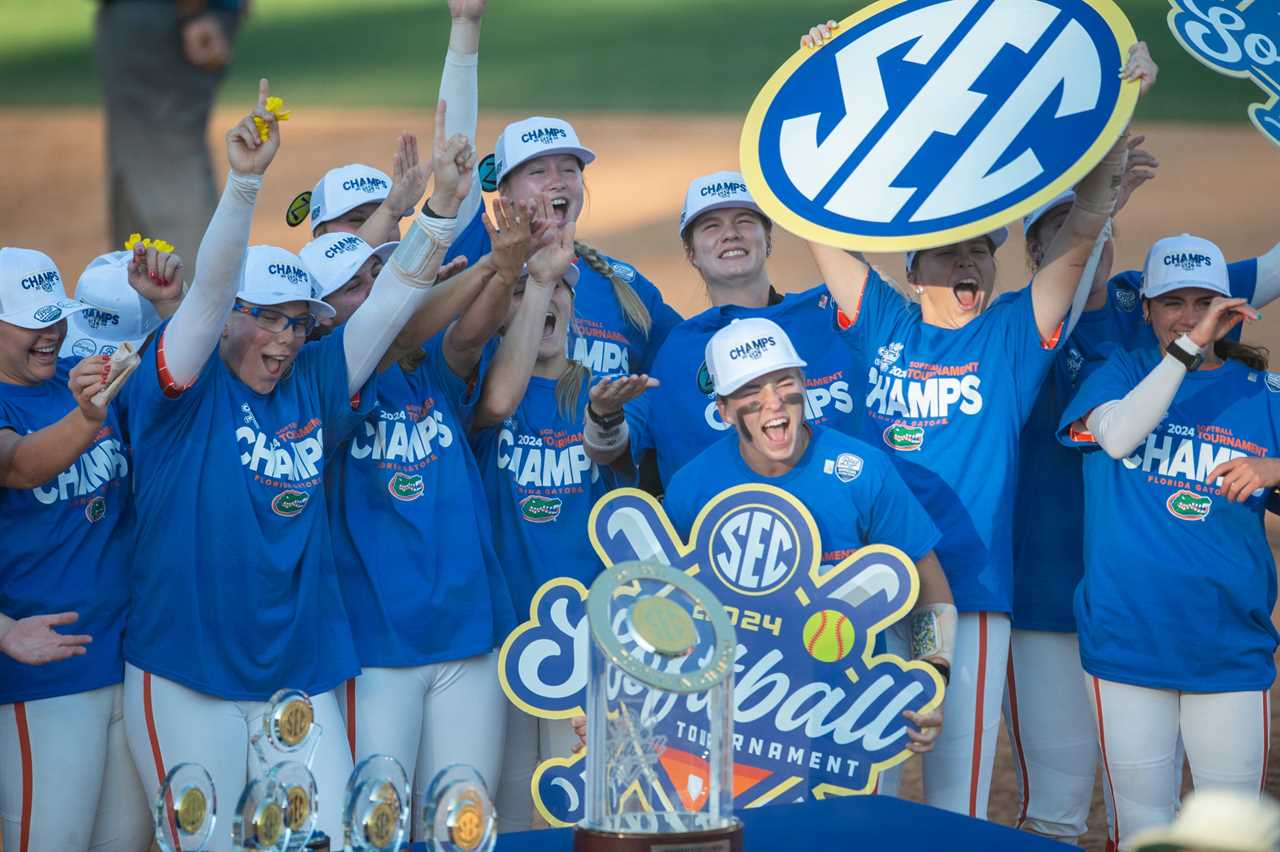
[742,0,1136,251]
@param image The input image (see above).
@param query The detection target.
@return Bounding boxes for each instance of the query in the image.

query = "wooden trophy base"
[573,820,743,852]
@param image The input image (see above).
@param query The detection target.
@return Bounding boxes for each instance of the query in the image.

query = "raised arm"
[442,197,538,378]
[125,242,186,321]
[581,374,657,469]
[161,79,281,390]
[1033,46,1158,340]
[1079,297,1256,459]
[426,0,484,227]
[0,357,121,489]
[343,102,474,395]
[357,132,429,247]
[472,222,575,429]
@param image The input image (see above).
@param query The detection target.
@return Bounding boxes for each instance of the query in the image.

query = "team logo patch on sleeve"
[696,361,715,396]
[388,471,425,502]
[1112,285,1139,312]
[478,153,498,193]
[739,0,1137,252]
[1167,0,1280,148]
[823,452,864,482]
[520,494,563,523]
[1166,489,1211,521]
[286,191,312,227]
[1265,372,1280,393]
[271,490,310,518]
[883,423,925,452]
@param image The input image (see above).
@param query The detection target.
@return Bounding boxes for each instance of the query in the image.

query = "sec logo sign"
[740,0,1138,252]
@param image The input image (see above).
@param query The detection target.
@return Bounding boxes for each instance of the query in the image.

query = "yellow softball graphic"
[803,609,854,663]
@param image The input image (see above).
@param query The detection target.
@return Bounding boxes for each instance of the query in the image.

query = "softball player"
[308,121,525,829]
[0,248,150,852]
[805,112,1152,818]
[468,212,655,830]
[611,320,956,757]
[117,81,460,849]
[619,171,862,488]
[1059,234,1277,848]
[491,115,682,379]
[58,247,180,360]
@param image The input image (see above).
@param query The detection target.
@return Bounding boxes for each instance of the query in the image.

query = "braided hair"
[573,240,651,338]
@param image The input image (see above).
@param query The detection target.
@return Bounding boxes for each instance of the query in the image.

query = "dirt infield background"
[1,110,1278,850]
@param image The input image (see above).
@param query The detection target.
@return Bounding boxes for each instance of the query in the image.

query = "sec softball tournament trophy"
[421,764,497,852]
[269,760,320,850]
[251,688,323,769]
[342,753,411,852]
[575,560,741,852]
[154,762,217,851]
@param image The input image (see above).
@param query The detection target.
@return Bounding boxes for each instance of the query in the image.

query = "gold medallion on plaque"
[176,785,206,834]
[277,698,313,747]
[286,785,311,832]
[364,799,398,848]
[257,801,284,846]
[448,791,485,850]
[630,596,697,657]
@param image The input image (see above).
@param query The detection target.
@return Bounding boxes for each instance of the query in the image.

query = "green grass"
[0,0,1265,121]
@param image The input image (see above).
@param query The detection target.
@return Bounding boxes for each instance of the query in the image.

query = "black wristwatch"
[1167,335,1204,372]
[925,659,950,685]
[587,402,625,429]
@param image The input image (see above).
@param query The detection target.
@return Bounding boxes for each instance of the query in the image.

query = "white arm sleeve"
[160,171,259,389]
[1251,242,1280,308]
[342,215,458,395]
[1084,345,1191,460]
[439,47,482,228]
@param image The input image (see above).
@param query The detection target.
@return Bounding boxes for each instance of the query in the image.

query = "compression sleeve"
[1252,242,1280,308]
[439,47,482,228]
[1083,345,1192,460]
[159,171,260,390]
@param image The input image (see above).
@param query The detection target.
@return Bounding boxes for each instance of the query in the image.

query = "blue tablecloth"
[413,797,1069,851]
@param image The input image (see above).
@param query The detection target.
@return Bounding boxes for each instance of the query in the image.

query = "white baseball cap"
[304,164,405,230]
[1023,190,1076,237]
[60,251,163,358]
[299,233,397,300]
[1129,790,1280,852]
[1142,234,1230,300]
[906,227,1009,273]
[239,245,337,318]
[0,247,90,330]
[493,117,596,185]
[678,170,769,238]
[704,318,807,397]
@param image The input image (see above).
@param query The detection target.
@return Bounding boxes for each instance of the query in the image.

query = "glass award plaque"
[154,762,216,851]
[342,754,410,852]
[421,764,496,852]
[233,776,290,851]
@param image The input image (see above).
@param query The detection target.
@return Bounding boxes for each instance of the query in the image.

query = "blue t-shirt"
[1010,307,1122,631]
[445,205,490,269]
[0,361,131,703]
[472,375,615,618]
[1104,261,1258,348]
[665,426,941,567]
[846,271,1058,613]
[569,253,681,378]
[629,284,864,486]
[1059,350,1279,692]
[329,333,514,668]
[120,325,373,701]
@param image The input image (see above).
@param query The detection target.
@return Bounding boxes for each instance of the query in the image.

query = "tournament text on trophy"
[575,560,742,852]
[154,762,217,851]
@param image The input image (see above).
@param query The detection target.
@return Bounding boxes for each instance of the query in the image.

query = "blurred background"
[0,2,1277,849]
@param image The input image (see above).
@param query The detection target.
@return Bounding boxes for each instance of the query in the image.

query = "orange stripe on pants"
[1092,678,1119,852]
[967,613,988,817]
[346,678,358,760]
[15,702,32,852]
[144,673,180,849]
[1004,651,1031,826]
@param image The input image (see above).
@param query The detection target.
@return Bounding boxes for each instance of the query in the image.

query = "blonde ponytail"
[574,240,651,337]
[555,358,592,421]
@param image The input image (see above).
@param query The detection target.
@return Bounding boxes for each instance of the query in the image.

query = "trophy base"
[573,821,743,852]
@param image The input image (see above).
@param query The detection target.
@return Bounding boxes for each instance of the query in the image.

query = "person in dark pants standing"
[94,0,246,262]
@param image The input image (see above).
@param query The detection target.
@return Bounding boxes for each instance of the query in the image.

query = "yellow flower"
[252,96,292,142]
[123,234,175,254]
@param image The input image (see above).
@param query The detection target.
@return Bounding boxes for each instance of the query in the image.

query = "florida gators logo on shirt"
[883,423,925,452]
[84,495,106,524]
[520,494,563,523]
[388,471,424,502]
[272,489,310,518]
[739,0,1137,251]
[1166,489,1211,521]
